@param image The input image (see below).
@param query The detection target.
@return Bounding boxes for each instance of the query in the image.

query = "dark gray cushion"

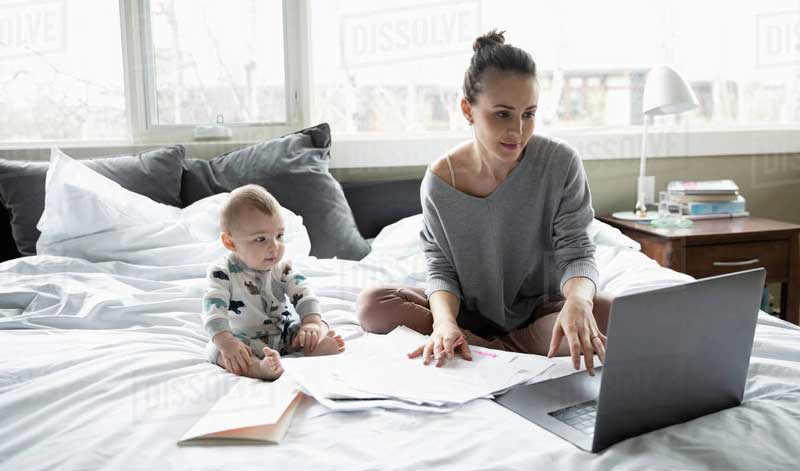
[0,145,185,256]
[342,180,423,239]
[181,123,370,261]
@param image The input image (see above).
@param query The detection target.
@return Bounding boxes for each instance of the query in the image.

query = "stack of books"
[666,180,749,220]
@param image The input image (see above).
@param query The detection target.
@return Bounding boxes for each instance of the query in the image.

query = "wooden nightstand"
[598,216,800,325]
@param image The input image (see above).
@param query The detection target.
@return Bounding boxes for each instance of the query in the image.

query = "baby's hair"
[220,184,280,233]
[463,29,537,104]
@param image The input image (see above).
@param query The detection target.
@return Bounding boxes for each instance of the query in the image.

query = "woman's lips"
[501,142,520,150]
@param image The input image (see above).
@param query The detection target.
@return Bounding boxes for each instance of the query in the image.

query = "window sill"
[1,127,798,167]
[329,127,800,168]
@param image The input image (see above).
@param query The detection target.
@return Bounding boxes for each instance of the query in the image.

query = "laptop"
[494,268,766,452]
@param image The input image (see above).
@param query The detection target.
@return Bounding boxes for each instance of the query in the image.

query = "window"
[310,0,478,135]
[1,0,798,162]
[310,0,800,135]
[0,0,127,142]
[143,0,286,127]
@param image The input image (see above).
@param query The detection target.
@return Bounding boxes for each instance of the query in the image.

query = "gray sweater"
[420,135,598,332]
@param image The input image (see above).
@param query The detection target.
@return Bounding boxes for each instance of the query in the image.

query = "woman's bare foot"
[307,330,346,357]
[243,347,284,380]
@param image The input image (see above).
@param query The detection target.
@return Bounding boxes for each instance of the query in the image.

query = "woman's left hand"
[547,297,607,376]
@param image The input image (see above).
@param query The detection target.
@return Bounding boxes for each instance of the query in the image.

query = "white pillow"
[36,147,311,266]
[368,213,425,258]
[587,219,641,250]
[37,147,178,240]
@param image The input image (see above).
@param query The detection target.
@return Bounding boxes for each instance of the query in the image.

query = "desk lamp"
[614,65,699,221]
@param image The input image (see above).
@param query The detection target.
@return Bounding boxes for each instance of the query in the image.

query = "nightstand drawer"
[685,240,789,280]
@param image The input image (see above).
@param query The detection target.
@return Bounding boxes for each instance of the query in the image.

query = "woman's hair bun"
[472,29,505,52]
[463,29,536,104]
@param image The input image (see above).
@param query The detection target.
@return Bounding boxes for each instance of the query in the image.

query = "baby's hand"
[292,322,322,354]
[216,335,254,375]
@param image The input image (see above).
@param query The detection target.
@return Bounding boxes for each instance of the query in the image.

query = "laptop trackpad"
[495,369,602,450]
[549,399,598,435]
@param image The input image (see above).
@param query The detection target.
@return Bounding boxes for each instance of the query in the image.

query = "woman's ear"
[460,97,474,125]
[220,232,236,251]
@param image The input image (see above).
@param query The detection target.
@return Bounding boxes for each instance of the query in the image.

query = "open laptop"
[494,268,766,452]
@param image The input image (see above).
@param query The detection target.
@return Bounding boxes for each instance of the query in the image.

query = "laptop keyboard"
[549,400,598,435]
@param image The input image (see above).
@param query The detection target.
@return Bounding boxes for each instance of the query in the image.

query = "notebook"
[178,376,303,446]
[685,211,750,220]
[666,179,739,195]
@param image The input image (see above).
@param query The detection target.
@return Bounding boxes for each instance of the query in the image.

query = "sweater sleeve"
[420,181,462,299]
[552,147,599,293]
[276,261,321,319]
[201,262,233,339]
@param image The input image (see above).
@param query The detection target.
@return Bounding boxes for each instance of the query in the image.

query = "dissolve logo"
[340,0,481,69]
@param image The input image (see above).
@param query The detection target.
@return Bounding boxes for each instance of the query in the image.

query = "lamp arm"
[639,115,649,178]
[634,115,650,217]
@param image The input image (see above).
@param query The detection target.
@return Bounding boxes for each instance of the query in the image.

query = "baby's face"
[227,207,286,271]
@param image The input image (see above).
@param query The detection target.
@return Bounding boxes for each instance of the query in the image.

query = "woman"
[357,30,612,376]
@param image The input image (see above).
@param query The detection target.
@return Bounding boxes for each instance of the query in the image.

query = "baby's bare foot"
[307,330,346,356]
[330,330,346,350]
[246,347,284,381]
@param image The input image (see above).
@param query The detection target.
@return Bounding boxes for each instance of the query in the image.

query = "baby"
[202,184,344,380]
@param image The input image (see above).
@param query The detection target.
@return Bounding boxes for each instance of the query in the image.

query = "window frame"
[1,0,798,168]
[119,0,310,144]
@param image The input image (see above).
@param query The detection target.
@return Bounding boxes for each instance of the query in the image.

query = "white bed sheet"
[1,244,799,470]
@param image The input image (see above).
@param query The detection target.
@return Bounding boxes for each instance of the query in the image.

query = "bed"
[1,128,799,470]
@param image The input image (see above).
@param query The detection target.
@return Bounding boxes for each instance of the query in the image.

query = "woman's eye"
[277,234,285,240]
[523,112,535,119]
[255,237,265,243]
[496,112,508,118]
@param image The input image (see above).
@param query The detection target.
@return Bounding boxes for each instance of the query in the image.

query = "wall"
[331,153,800,224]
[3,144,798,223]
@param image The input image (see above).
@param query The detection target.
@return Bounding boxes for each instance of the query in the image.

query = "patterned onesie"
[202,253,322,363]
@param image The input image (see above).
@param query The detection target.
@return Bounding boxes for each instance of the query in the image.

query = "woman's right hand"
[408,320,473,367]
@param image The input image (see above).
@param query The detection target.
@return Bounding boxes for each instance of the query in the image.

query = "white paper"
[285,326,554,409]
[340,346,521,404]
[283,352,457,413]
[304,398,460,418]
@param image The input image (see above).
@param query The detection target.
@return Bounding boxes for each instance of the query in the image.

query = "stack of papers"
[283,326,554,412]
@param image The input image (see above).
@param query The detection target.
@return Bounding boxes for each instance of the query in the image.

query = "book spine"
[670,192,740,203]
[667,180,739,193]
[685,212,750,220]
[685,200,746,215]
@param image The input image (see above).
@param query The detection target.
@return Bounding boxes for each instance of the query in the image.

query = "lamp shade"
[642,65,699,116]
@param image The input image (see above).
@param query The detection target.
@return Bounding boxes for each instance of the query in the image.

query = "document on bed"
[282,353,461,414]
[178,375,303,446]
[284,326,554,409]
[339,326,552,405]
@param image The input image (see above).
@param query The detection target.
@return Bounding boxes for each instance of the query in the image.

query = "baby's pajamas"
[202,253,321,363]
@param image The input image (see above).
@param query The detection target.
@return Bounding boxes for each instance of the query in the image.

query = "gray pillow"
[0,145,185,256]
[181,123,370,261]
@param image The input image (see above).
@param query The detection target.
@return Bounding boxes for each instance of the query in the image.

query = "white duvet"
[2,235,800,470]
[2,149,799,470]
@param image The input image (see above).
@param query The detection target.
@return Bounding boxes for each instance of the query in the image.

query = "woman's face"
[463,67,539,163]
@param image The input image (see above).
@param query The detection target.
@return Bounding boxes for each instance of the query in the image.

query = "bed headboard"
[1,203,19,262]
[0,178,423,263]
[341,179,422,239]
